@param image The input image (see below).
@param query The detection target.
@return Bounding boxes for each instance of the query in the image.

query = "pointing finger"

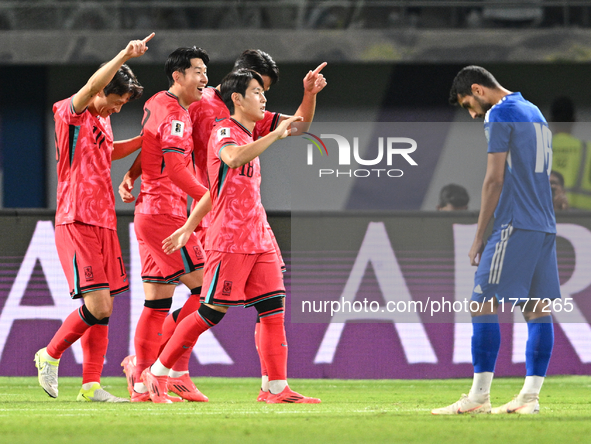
[142,32,155,43]
[312,62,327,75]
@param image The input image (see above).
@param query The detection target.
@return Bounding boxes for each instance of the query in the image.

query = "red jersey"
[189,87,281,226]
[135,91,206,218]
[206,118,274,254]
[54,96,116,230]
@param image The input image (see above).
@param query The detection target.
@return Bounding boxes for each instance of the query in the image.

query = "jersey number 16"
[533,122,552,175]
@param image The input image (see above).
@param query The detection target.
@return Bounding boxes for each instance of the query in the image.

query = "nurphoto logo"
[302,132,418,178]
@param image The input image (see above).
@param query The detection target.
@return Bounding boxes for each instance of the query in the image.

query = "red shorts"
[268,228,286,272]
[197,225,284,271]
[134,213,205,284]
[55,223,128,299]
[201,250,285,307]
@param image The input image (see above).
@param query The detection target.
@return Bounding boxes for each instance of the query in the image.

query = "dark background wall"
[2,61,591,209]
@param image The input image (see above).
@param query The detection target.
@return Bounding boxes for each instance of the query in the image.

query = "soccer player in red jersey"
[129,47,210,402]
[34,33,153,402]
[120,51,326,402]
[146,69,321,404]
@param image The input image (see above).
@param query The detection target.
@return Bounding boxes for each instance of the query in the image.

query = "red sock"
[47,306,93,359]
[171,344,193,373]
[171,296,201,372]
[178,295,202,322]
[159,313,178,355]
[81,324,108,384]
[134,305,170,382]
[159,311,210,369]
[159,311,193,372]
[259,312,287,381]
[158,295,201,354]
[254,322,268,377]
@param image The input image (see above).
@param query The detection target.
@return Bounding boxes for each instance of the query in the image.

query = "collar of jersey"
[230,118,252,137]
[166,91,188,111]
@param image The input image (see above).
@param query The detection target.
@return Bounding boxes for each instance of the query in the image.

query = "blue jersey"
[484,92,556,234]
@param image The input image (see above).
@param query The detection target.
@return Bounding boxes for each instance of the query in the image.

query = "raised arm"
[221,115,303,168]
[72,33,154,114]
[286,62,327,135]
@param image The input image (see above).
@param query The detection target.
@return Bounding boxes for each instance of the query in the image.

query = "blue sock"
[472,314,501,373]
[526,316,554,376]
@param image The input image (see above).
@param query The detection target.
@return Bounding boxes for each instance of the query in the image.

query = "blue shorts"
[471,225,560,303]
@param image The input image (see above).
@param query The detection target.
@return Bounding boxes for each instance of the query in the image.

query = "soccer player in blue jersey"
[432,66,560,415]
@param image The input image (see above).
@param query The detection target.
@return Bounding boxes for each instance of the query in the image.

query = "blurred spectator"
[437,183,470,211]
[550,96,591,210]
[550,170,569,211]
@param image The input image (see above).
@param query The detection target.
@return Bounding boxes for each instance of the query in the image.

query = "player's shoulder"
[155,92,190,120]
[203,86,221,101]
[53,96,70,112]
[487,92,542,123]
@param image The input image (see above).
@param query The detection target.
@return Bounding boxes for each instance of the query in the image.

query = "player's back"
[485,92,555,233]
[136,91,194,218]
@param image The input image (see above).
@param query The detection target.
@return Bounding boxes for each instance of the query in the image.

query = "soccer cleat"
[131,390,151,402]
[265,386,321,404]
[141,368,184,404]
[77,383,130,402]
[168,373,208,402]
[431,394,491,415]
[491,394,540,414]
[120,355,136,396]
[34,348,59,398]
[257,389,269,402]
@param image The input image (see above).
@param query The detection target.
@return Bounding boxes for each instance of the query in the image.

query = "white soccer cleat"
[77,383,130,402]
[34,348,59,398]
[491,394,539,414]
[431,394,491,415]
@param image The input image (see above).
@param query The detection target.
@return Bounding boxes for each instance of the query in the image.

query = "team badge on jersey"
[171,120,185,137]
[217,127,231,141]
[222,280,233,296]
[84,266,94,281]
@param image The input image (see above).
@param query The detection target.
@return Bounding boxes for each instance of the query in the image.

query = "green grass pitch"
[0,376,590,444]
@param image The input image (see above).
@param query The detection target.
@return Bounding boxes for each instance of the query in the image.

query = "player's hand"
[275,115,304,140]
[118,171,136,203]
[468,238,485,266]
[124,33,155,59]
[303,62,327,95]
[553,189,569,211]
[162,228,192,254]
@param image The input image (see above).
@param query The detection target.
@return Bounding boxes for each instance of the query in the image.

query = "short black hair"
[550,96,575,122]
[233,49,279,86]
[100,63,143,102]
[439,183,470,209]
[220,68,265,115]
[165,46,209,88]
[449,65,499,105]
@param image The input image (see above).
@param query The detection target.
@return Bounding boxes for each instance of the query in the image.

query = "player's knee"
[90,304,113,320]
[81,303,111,324]
[254,296,285,316]
[198,304,226,326]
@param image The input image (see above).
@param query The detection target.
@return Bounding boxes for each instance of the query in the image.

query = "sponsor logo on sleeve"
[217,127,231,141]
[171,120,185,137]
